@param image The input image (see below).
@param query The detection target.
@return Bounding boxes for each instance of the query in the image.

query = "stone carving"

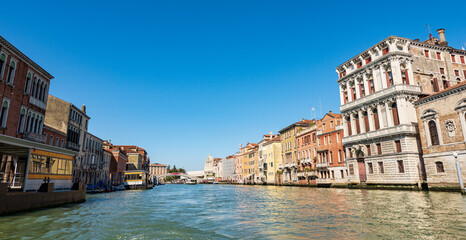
[445,120,456,137]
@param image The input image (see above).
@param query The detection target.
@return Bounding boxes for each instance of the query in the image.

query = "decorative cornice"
[414,82,466,106]
[0,35,53,80]
[337,52,412,84]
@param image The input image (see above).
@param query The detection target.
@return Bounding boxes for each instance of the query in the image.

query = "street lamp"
[453,152,464,194]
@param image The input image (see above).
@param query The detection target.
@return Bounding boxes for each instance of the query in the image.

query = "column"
[385,101,394,127]
[368,107,375,132]
[355,79,362,99]
[396,97,408,125]
[406,60,415,86]
[343,115,348,137]
[363,72,370,95]
[346,81,352,102]
[350,113,357,135]
[391,59,402,85]
[377,104,385,129]
[359,109,366,133]
[339,84,345,105]
[379,64,387,89]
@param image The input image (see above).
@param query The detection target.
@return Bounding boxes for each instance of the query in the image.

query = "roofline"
[0,35,54,79]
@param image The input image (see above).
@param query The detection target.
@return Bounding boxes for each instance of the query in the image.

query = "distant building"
[316,112,346,185]
[414,82,466,189]
[278,119,313,183]
[258,133,278,183]
[104,140,127,185]
[296,123,318,184]
[81,132,103,186]
[262,135,281,184]
[149,163,167,182]
[44,95,90,184]
[204,154,214,179]
[220,155,235,181]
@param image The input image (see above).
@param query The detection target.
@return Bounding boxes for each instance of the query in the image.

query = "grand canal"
[0,185,465,239]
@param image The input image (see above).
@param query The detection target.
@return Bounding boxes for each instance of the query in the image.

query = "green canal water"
[0,184,465,239]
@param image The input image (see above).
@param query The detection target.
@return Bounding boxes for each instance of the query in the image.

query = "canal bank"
[0,184,464,239]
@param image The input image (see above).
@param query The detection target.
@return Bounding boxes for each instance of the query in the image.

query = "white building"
[336,29,464,187]
[204,154,214,180]
[220,156,235,181]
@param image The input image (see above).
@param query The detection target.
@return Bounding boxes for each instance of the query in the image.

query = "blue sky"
[1,1,465,170]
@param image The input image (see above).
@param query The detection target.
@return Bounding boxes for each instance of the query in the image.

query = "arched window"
[386,66,394,87]
[401,65,409,84]
[6,61,16,84]
[373,108,380,130]
[25,73,32,93]
[0,100,10,127]
[442,76,449,89]
[355,113,361,134]
[17,108,26,133]
[392,102,400,126]
[363,111,369,132]
[432,78,439,92]
[0,53,6,78]
[428,120,440,146]
[435,161,444,173]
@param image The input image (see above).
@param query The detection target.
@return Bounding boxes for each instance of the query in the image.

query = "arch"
[428,120,440,146]
[421,109,437,119]
[372,108,380,130]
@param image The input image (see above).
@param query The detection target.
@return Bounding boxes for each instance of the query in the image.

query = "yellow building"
[278,119,313,183]
[238,143,257,184]
[262,135,281,184]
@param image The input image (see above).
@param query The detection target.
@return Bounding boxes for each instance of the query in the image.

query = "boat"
[185,179,197,185]
[124,170,154,190]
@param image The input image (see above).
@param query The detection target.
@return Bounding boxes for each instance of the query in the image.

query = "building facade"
[0,35,76,191]
[414,82,466,189]
[149,163,167,182]
[81,132,103,186]
[296,124,318,184]
[258,133,278,183]
[316,112,347,185]
[104,140,127,185]
[336,29,464,187]
[278,119,312,183]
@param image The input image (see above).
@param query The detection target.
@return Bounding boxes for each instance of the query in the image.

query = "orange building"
[316,111,347,186]
[296,121,318,185]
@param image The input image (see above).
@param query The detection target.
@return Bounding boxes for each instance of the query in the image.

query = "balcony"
[22,132,46,144]
[278,164,283,169]
[316,162,329,169]
[342,124,418,145]
[29,97,46,110]
[335,124,344,131]
[66,142,80,151]
[341,84,422,113]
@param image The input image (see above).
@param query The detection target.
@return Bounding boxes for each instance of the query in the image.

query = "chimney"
[81,104,86,113]
[329,111,332,113]
[239,143,242,149]
[437,28,447,46]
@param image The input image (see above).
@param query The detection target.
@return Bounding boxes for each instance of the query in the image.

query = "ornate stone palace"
[336,29,466,187]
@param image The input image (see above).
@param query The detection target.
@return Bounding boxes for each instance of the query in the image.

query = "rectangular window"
[440,68,445,74]
[357,62,362,69]
[436,52,441,60]
[397,160,404,173]
[359,83,365,97]
[366,145,371,156]
[454,70,459,76]
[378,162,384,174]
[349,164,354,175]
[464,70,466,78]
[395,140,401,153]
[365,57,371,64]
[424,50,429,58]
[461,56,465,64]
[376,143,382,155]
[436,162,444,173]
[50,135,54,145]
[382,48,389,55]
[368,163,373,174]
[369,79,375,93]
[451,54,456,62]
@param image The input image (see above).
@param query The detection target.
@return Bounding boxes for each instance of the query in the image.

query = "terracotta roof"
[415,81,466,104]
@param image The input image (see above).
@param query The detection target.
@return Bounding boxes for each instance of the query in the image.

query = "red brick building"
[296,121,318,185]
[42,125,66,148]
[0,35,76,191]
[104,141,128,185]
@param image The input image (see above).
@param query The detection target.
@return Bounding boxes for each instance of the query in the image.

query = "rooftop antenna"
[425,24,432,39]
[319,98,323,119]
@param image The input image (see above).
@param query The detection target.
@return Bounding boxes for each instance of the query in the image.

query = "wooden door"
[358,160,366,182]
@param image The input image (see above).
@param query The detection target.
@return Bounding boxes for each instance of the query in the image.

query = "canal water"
[0,184,465,239]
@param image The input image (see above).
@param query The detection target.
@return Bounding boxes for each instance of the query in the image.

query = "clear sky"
[1,1,465,171]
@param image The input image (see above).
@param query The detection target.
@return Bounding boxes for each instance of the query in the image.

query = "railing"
[22,132,46,144]
[0,172,23,189]
[29,97,47,110]
[341,84,422,113]
[316,178,330,183]
[66,142,80,151]
[342,124,418,144]
[316,162,329,169]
